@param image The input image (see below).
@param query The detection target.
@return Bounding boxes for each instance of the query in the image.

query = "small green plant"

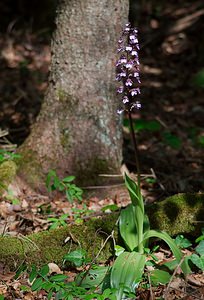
[4,188,20,205]
[46,170,83,203]
[188,230,204,272]
[20,263,118,299]
[174,234,192,249]
[47,214,69,229]
[63,248,90,267]
[70,204,93,222]
[162,131,182,149]
[0,149,21,164]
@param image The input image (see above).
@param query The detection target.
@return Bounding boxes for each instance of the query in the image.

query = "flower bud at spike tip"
[116,24,141,113]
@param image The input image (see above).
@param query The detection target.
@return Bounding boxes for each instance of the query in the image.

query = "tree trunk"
[18,0,129,191]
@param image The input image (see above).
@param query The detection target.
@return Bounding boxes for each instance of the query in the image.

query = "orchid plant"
[110,23,191,299]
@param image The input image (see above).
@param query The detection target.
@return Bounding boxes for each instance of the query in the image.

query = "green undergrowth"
[0,215,118,270]
[0,193,203,271]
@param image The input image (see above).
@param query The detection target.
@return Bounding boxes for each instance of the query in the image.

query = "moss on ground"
[0,193,203,270]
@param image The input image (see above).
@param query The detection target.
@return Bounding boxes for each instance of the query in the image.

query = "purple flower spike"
[125,46,132,52]
[117,108,124,114]
[117,86,124,94]
[116,24,141,113]
[130,101,141,110]
[122,96,129,104]
[125,78,133,86]
[125,61,134,69]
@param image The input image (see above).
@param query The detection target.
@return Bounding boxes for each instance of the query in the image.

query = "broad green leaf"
[175,235,192,249]
[0,295,5,300]
[41,281,54,290]
[119,204,149,252]
[49,274,68,282]
[53,176,61,189]
[124,173,143,211]
[76,266,109,288]
[65,189,73,202]
[29,265,37,283]
[150,269,171,286]
[63,249,87,267]
[162,259,178,271]
[38,265,49,277]
[119,205,138,251]
[101,204,119,212]
[111,251,145,298]
[31,277,43,291]
[114,245,125,256]
[190,254,204,271]
[195,240,204,256]
[62,176,75,183]
[143,230,191,276]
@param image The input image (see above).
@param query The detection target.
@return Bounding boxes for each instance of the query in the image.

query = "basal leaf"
[119,205,138,251]
[150,269,171,286]
[111,251,145,298]
[143,230,191,276]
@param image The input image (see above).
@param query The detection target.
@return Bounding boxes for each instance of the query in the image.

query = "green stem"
[128,111,141,189]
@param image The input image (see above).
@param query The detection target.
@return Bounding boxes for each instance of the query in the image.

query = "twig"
[164,256,185,299]
[150,168,166,191]
[77,230,115,286]
[81,183,125,189]
[147,272,155,300]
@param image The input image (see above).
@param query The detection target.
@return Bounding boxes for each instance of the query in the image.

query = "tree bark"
[18,0,129,191]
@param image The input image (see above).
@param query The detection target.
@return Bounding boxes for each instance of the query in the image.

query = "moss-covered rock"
[0,193,203,270]
[0,216,117,270]
[0,160,17,193]
[147,193,204,237]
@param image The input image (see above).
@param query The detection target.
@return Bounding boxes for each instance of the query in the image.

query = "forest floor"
[0,0,204,299]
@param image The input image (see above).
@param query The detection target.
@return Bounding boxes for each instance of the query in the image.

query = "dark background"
[0,0,204,196]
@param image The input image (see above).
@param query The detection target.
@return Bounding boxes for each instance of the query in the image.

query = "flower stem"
[128,110,141,189]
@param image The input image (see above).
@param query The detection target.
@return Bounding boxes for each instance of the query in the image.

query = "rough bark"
[1,193,203,270]
[18,0,128,191]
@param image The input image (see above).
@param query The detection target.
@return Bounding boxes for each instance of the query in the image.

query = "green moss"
[0,161,17,192]
[0,193,203,270]
[147,193,204,237]
[17,149,45,188]
[0,216,117,270]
